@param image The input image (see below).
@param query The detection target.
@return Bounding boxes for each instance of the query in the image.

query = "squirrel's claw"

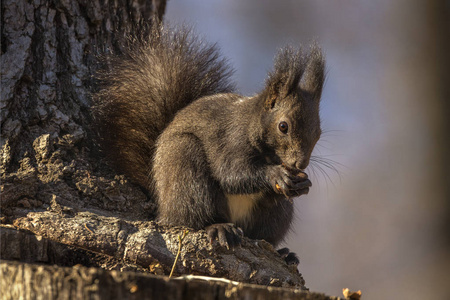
[206,223,243,249]
[277,247,300,265]
[269,165,312,199]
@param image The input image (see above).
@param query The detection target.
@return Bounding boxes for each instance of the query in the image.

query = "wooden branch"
[12,207,306,289]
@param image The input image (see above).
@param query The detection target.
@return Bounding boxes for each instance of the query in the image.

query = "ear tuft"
[300,43,325,100]
[263,47,305,110]
[262,43,325,109]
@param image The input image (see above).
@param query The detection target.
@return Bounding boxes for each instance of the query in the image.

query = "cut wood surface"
[1,261,342,300]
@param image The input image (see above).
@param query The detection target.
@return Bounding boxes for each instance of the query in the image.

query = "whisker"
[321,129,345,135]
[308,155,345,187]
[311,160,335,188]
[311,156,345,175]
[314,142,333,152]
[315,137,340,151]
[308,162,319,184]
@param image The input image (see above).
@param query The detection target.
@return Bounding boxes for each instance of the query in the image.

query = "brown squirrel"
[93,25,325,264]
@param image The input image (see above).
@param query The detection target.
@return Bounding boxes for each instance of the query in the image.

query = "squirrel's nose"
[297,159,309,170]
[286,160,308,173]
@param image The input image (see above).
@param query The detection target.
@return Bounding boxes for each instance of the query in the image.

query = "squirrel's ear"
[263,47,305,110]
[299,44,325,101]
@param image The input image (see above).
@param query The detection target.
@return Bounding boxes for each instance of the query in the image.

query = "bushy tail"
[93,25,235,190]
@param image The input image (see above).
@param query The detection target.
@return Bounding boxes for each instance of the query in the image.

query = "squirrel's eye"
[278,121,288,133]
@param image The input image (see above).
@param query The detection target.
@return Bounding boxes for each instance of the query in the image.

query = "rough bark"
[1,0,160,225]
[0,0,329,296]
[1,261,340,300]
[6,208,306,288]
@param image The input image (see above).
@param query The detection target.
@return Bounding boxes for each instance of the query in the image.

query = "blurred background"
[166,1,450,299]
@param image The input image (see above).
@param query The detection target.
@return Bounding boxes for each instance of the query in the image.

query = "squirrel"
[93,24,325,262]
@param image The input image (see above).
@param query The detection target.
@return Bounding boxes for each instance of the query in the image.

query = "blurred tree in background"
[167,0,450,299]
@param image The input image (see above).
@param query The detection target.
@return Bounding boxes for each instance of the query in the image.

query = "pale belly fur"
[226,192,264,225]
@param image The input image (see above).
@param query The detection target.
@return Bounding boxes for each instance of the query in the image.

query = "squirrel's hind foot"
[277,247,300,265]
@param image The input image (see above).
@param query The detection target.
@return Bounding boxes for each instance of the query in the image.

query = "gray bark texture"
[0,0,339,298]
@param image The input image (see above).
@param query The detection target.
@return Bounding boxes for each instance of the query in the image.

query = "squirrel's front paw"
[267,165,312,198]
[205,223,243,249]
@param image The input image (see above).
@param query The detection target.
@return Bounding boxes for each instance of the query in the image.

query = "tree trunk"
[1,0,162,223]
[0,0,338,298]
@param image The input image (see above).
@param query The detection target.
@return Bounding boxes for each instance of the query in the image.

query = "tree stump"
[1,0,341,298]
